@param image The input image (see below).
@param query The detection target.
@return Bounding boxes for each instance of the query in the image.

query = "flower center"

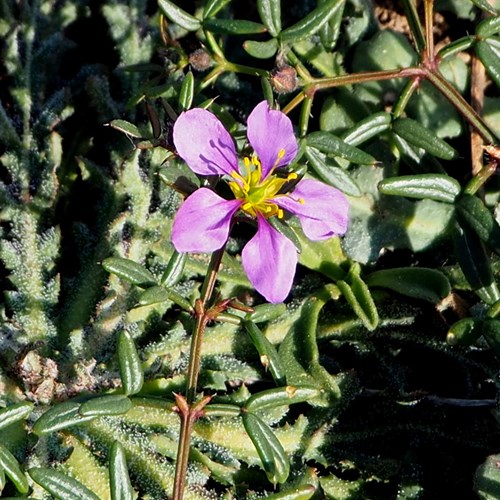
[228,150,297,219]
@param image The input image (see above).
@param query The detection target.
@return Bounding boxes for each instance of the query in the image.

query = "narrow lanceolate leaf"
[340,112,392,146]
[304,146,361,196]
[79,395,132,417]
[245,385,321,412]
[158,0,201,31]
[366,267,451,303]
[118,330,144,396]
[306,131,376,165]
[319,0,344,51]
[102,257,157,287]
[337,273,379,331]
[242,412,290,484]
[178,71,194,111]
[0,443,29,494]
[244,320,286,386]
[160,250,187,287]
[0,402,33,431]
[108,119,142,138]
[477,16,500,38]
[33,401,96,435]
[378,174,461,203]
[203,18,267,35]
[137,285,194,311]
[392,117,459,160]
[447,318,483,346]
[257,0,281,36]
[452,222,500,305]
[203,0,232,19]
[109,442,134,500]
[457,194,500,256]
[280,0,345,43]
[29,468,100,500]
[476,38,500,88]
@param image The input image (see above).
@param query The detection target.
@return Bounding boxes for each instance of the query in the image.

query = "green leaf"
[118,330,144,396]
[267,216,302,252]
[109,442,134,500]
[476,38,500,88]
[29,468,100,500]
[366,267,451,303]
[245,385,321,412]
[178,71,194,111]
[378,174,461,203]
[344,167,454,263]
[33,401,96,435]
[280,0,345,43]
[477,16,500,38]
[203,18,267,35]
[102,257,157,287]
[306,131,376,165]
[246,303,287,323]
[0,402,33,432]
[160,250,187,287]
[279,287,342,405]
[452,221,500,305]
[79,395,132,417]
[319,0,345,51]
[471,0,499,15]
[108,119,142,138]
[257,0,281,36]
[244,320,286,386]
[158,0,201,31]
[242,412,290,484]
[243,39,279,59]
[340,112,392,146]
[137,285,193,311]
[447,318,483,346]
[304,146,361,196]
[392,118,459,160]
[456,194,500,256]
[0,443,29,494]
[337,264,379,331]
[203,0,232,19]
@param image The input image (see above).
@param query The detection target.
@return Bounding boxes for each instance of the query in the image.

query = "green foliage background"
[1,0,500,498]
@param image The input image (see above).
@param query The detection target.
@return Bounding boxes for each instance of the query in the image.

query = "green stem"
[424,69,499,144]
[172,246,226,500]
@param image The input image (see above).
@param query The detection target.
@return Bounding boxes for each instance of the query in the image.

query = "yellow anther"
[242,202,252,211]
[287,172,298,180]
[278,208,284,219]
[298,197,305,205]
[243,157,250,168]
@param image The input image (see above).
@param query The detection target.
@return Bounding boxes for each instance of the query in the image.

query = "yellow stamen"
[228,148,298,220]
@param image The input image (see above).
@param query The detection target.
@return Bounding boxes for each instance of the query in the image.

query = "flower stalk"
[172,246,226,500]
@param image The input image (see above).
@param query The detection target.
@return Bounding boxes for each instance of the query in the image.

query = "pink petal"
[242,215,297,303]
[247,101,298,178]
[173,108,238,176]
[275,179,349,241]
[172,188,241,252]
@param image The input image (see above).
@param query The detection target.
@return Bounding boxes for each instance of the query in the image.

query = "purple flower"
[171,101,349,303]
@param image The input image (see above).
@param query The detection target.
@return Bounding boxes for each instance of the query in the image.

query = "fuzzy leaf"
[29,468,100,500]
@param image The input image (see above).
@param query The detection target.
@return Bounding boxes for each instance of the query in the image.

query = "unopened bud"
[270,65,297,94]
[189,48,211,72]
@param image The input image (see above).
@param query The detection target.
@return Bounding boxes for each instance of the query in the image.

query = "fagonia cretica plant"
[1,0,500,499]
